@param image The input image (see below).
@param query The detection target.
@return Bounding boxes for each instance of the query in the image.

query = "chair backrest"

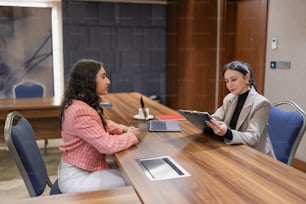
[4,111,61,196]
[268,101,306,166]
[13,81,45,98]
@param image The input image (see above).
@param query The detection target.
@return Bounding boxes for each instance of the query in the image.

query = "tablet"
[177,110,212,130]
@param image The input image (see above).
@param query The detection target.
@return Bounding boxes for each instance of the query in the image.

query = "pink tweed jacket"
[59,100,138,171]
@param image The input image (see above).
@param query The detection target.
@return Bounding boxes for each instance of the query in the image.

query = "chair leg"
[44,139,48,154]
[106,154,119,169]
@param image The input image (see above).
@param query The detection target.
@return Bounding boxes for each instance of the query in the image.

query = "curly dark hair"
[59,59,107,130]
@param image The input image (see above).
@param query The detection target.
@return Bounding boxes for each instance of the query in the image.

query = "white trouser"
[57,159,126,193]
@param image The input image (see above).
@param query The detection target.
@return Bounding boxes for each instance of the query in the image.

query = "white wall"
[265,0,306,162]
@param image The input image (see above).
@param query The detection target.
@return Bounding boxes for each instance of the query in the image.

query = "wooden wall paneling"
[256,0,269,94]
[166,0,217,112]
[218,0,237,106]
[218,0,268,106]
[234,0,268,94]
[166,1,179,109]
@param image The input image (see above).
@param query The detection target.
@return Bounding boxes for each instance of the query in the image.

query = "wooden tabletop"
[3,92,306,203]
[0,97,62,142]
[102,92,306,203]
[6,186,141,204]
[0,97,61,119]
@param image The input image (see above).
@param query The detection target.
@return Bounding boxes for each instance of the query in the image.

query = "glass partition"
[0,1,63,99]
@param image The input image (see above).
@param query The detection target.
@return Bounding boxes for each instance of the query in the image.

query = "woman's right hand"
[205,120,228,137]
[126,126,140,135]
[126,127,142,141]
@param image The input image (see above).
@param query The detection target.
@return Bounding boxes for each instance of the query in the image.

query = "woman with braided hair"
[205,60,275,157]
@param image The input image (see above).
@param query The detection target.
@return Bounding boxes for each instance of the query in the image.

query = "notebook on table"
[155,113,185,120]
[148,120,181,132]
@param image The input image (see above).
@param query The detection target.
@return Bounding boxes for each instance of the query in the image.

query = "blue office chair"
[13,81,49,150]
[13,81,45,99]
[268,100,306,166]
[4,111,62,197]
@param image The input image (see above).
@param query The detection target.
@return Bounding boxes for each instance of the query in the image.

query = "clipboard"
[177,110,212,131]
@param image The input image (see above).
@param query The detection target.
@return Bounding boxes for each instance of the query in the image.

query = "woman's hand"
[126,126,140,135]
[125,126,142,141]
[205,120,228,136]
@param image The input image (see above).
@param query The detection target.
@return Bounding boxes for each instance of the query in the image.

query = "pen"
[140,96,148,119]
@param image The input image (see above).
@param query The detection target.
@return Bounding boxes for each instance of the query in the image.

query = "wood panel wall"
[166,0,217,112]
[167,0,268,110]
[218,0,268,105]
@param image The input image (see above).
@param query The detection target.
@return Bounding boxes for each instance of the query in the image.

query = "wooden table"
[3,92,306,203]
[101,92,306,203]
[6,186,141,204]
[0,97,61,143]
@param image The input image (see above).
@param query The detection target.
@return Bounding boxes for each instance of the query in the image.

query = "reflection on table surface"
[105,92,306,203]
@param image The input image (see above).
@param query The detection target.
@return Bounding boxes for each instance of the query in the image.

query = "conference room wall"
[265,0,306,162]
[61,1,167,103]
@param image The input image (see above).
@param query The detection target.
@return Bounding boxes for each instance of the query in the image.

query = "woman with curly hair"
[57,59,140,193]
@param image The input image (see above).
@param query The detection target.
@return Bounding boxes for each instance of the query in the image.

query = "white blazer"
[212,87,275,158]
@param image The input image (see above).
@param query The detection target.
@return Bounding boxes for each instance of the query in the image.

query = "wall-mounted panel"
[62,1,167,102]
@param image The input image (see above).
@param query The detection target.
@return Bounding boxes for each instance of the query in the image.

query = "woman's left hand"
[205,120,228,136]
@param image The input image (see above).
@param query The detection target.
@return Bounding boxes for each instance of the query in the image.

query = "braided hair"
[59,59,107,130]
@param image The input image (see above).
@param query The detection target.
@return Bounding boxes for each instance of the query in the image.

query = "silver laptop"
[148,120,181,132]
[177,110,212,131]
